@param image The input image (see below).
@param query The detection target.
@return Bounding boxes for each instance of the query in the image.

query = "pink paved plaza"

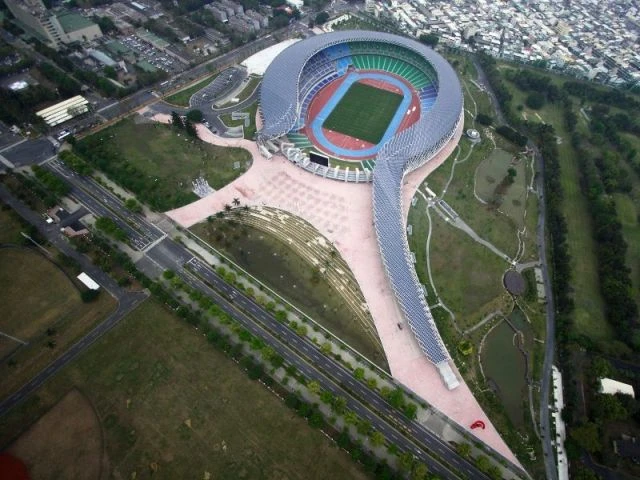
[147,111,520,466]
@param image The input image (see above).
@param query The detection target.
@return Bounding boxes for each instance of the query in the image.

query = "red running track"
[302,70,422,161]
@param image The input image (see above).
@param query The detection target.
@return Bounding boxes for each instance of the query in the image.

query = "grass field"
[191,220,388,368]
[502,74,612,342]
[7,389,103,480]
[219,102,259,139]
[475,148,528,227]
[164,73,218,107]
[615,193,640,309]
[323,82,402,144]
[79,118,251,211]
[0,248,116,400]
[0,206,27,244]
[0,299,370,480]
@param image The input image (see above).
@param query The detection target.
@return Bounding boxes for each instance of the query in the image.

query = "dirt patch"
[8,389,105,480]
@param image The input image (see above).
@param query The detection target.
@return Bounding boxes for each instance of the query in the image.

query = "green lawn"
[0,249,116,401]
[323,82,402,144]
[164,73,219,107]
[502,73,612,342]
[0,299,371,480]
[191,219,388,369]
[219,102,259,139]
[615,193,640,310]
[76,118,251,211]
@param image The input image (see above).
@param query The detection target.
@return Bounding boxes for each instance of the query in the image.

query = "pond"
[481,318,528,428]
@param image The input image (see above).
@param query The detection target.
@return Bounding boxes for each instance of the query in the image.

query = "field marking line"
[0,330,27,345]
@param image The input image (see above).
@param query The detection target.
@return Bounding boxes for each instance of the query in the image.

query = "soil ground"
[7,389,104,480]
[0,299,370,480]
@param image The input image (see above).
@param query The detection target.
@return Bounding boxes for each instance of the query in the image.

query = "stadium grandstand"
[258,31,464,389]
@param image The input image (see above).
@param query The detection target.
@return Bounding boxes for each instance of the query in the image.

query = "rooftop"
[56,12,96,33]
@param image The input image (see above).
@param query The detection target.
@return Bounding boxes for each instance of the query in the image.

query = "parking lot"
[119,35,183,74]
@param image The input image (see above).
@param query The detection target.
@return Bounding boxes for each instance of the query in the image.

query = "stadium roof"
[36,95,89,127]
[258,31,464,389]
[241,38,300,76]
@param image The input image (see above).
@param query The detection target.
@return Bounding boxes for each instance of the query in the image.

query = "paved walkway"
[144,109,522,466]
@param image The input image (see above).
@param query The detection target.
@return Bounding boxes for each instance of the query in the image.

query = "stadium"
[257,31,464,389]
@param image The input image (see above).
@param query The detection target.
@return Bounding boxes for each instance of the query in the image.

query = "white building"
[600,378,635,398]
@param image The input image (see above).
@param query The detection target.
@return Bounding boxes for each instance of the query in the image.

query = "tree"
[171,111,183,128]
[331,396,347,414]
[80,289,100,302]
[184,118,199,138]
[455,442,472,458]
[321,342,332,354]
[369,430,385,447]
[569,422,601,453]
[320,390,333,404]
[308,409,324,428]
[354,367,365,380]
[124,198,142,213]
[186,109,204,122]
[356,418,372,436]
[315,11,329,24]
[525,92,546,110]
[104,65,117,79]
[476,113,493,126]
[403,402,418,420]
[307,380,321,395]
[475,455,491,473]
[411,462,429,480]
[419,33,439,47]
[344,410,359,425]
[232,197,241,206]
[397,452,414,472]
[592,394,628,422]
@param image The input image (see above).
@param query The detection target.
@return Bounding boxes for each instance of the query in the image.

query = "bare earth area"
[147,109,521,466]
[8,389,105,480]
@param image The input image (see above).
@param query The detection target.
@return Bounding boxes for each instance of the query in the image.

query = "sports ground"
[305,71,418,160]
[323,82,402,144]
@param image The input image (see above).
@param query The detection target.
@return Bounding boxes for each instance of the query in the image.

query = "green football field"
[322,82,403,144]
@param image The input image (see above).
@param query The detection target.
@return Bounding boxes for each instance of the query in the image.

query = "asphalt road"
[2,138,55,167]
[0,185,148,417]
[169,255,476,480]
[36,158,532,479]
[45,159,165,251]
[36,164,498,479]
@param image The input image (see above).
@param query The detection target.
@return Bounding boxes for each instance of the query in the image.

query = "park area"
[74,117,251,211]
[191,218,387,369]
[323,82,402,144]
[0,299,370,480]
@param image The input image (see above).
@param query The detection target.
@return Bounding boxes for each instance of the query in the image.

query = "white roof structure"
[600,378,635,398]
[36,95,89,127]
[77,272,100,290]
[241,38,300,75]
[9,80,29,91]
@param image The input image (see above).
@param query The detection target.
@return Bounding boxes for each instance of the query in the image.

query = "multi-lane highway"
[0,185,148,417]
[30,159,514,479]
[46,159,165,251]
